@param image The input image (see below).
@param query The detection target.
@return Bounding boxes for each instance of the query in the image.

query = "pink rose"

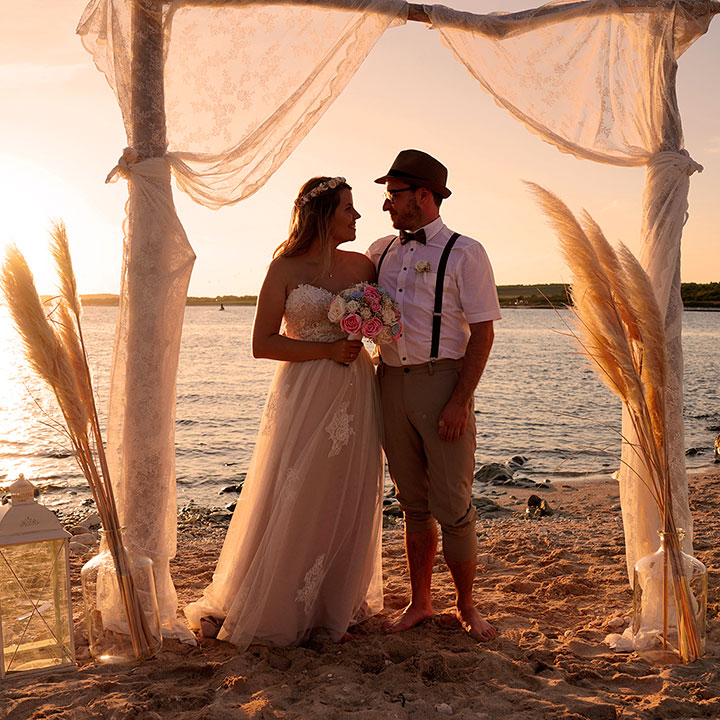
[363,285,381,303]
[370,299,381,313]
[361,317,383,338]
[340,313,363,335]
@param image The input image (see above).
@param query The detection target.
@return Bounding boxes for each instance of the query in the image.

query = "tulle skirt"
[185,350,384,648]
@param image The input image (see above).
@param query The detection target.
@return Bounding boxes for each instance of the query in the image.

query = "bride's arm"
[251,259,361,364]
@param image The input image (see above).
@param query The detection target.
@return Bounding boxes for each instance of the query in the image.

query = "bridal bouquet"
[328,282,401,344]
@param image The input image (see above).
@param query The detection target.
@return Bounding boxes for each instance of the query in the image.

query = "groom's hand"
[437,399,470,442]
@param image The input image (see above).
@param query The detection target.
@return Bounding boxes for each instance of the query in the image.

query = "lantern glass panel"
[0,538,73,675]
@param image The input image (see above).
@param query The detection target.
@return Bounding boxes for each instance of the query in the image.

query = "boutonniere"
[415,261,431,283]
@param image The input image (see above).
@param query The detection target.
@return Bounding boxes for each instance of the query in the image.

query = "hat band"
[386,169,433,183]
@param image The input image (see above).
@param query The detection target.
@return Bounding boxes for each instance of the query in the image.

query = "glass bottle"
[632,529,707,663]
[80,529,162,663]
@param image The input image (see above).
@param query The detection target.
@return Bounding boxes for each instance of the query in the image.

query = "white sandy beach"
[2,469,718,720]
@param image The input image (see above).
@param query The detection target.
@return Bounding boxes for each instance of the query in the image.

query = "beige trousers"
[378,359,477,562]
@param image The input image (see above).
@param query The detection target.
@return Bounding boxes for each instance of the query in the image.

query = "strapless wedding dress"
[185,284,384,648]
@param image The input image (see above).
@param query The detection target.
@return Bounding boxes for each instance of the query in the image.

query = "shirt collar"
[415,216,444,244]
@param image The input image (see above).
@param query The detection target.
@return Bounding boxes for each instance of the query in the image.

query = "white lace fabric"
[76,0,714,636]
[283,284,347,343]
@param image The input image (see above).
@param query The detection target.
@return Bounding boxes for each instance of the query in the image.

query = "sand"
[2,470,718,720]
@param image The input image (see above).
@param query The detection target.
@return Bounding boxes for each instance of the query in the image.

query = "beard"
[390,197,423,231]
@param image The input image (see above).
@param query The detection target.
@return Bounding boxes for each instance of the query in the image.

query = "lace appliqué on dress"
[325,401,354,457]
[260,389,280,436]
[277,467,301,511]
[295,554,326,613]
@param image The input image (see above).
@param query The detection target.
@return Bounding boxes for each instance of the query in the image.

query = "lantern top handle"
[9,474,35,504]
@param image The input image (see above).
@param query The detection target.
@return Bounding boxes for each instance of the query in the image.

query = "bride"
[185,176,384,648]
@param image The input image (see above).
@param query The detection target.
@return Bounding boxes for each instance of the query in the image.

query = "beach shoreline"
[2,469,718,719]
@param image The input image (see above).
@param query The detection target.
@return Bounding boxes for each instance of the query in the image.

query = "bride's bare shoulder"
[339,250,375,281]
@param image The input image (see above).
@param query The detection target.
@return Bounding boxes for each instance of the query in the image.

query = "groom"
[367,150,501,641]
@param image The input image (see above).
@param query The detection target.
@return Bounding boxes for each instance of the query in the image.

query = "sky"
[1,0,718,297]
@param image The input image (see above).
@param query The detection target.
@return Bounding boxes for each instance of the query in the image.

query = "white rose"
[346,300,360,313]
[327,296,346,323]
[360,307,372,320]
[375,326,393,344]
[382,308,397,325]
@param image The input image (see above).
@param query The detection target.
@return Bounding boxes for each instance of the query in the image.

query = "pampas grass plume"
[0,245,89,437]
[50,220,82,319]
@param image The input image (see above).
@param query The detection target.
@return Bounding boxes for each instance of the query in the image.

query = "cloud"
[0,62,88,89]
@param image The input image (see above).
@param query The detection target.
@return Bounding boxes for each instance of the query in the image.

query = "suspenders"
[431,232,460,361]
[376,237,395,278]
[377,232,460,363]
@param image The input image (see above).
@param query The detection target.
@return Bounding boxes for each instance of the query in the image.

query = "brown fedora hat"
[375,149,451,198]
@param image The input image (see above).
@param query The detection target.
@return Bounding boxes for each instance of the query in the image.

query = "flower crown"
[295,177,346,207]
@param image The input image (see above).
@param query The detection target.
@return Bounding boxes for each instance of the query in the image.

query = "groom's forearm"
[450,320,494,408]
[437,321,494,442]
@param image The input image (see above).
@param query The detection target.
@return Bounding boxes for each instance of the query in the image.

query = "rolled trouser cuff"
[439,509,478,563]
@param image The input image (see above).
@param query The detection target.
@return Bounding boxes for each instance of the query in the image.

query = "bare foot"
[456,606,496,642]
[382,604,433,633]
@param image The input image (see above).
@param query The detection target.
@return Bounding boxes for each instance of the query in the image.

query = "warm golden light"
[0,156,76,295]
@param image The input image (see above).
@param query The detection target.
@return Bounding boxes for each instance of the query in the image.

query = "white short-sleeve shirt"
[366,216,501,366]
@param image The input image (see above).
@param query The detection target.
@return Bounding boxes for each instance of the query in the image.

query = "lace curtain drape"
[76,0,714,635]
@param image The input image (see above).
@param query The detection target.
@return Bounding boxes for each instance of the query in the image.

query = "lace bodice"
[284,284,346,343]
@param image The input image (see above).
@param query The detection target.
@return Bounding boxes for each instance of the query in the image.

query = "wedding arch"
[76,0,719,638]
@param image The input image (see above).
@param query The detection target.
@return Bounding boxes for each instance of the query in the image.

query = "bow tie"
[399,228,426,245]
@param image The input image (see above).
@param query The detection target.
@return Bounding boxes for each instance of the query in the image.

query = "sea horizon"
[1,305,717,512]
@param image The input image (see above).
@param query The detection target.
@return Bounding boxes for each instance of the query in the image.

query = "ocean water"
[1,305,718,511]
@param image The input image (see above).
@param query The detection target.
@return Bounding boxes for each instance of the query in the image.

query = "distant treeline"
[78,283,720,309]
[680,282,720,309]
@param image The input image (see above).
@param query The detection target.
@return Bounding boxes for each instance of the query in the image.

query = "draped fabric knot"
[105,147,141,183]
[648,149,703,177]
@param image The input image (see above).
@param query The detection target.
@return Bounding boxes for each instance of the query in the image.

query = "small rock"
[71,533,98,546]
[605,616,625,630]
[685,447,700,456]
[226,501,237,512]
[525,495,553,518]
[69,542,90,554]
[219,484,243,494]
[471,496,506,515]
[209,511,232,522]
[509,455,528,467]
[474,463,513,485]
[435,703,453,715]
[78,512,101,528]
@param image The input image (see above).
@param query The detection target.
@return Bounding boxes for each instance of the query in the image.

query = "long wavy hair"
[274,176,351,278]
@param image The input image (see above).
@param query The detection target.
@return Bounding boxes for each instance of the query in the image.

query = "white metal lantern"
[0,474,75,678]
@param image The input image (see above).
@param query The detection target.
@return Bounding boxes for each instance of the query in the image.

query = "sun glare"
[0,155,72,295]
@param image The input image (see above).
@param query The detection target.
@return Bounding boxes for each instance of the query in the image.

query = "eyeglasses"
[383,186,417,203]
